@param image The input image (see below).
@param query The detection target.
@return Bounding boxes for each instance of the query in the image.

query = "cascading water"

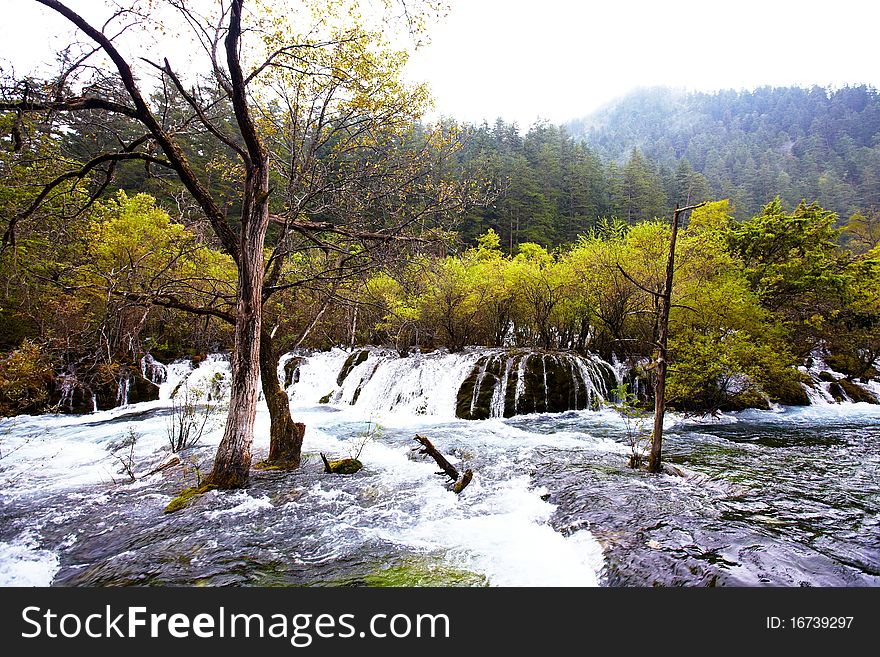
[1,347,879,588]
[141,354,168,386]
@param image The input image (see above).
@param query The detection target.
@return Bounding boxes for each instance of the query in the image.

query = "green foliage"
[0,340,55,416]
[608,383,652,468]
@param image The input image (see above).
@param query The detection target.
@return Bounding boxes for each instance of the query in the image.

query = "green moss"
[318,391,333,404]
[337,350,369,386]
[322,456,363,474]
[838,379,878,404]
[363,558,488,587]
[163,484,216,514]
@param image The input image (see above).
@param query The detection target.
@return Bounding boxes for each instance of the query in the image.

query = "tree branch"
[2,151,173,252]
[36,0,241,263]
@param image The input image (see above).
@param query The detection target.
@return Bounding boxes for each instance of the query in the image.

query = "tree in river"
[0,0,454,488]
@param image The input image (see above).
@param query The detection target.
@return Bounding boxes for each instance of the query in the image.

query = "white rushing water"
[2,347,879,587]
[0,348,616,587]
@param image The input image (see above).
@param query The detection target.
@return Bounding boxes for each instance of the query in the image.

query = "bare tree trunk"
[261,327,304,468]
[647,203,703,473]
[206,166,270,487]
[204,0,273,489]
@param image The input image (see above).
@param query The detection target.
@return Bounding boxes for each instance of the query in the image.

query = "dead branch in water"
[413,434,473,494]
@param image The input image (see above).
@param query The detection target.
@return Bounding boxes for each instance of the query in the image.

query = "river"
[0,349,877,587]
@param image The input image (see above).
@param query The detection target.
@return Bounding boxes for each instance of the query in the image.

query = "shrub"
[0,341,55,416]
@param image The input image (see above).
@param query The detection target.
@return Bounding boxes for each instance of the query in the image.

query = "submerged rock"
[163,484,216,514]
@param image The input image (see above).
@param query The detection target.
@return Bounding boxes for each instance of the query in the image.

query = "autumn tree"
[0,0,452,488]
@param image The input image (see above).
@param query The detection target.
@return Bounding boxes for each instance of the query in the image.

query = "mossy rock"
[163,484,216,514]
[764,374,810,406]
[337,350,369,386]
[318,391,333,404]
[818,371,837,383]
[363,559,487,587]
[456,350,609,419]
[321,455,363,474]
[838,379,879,404]
[455,363,481,418]
[828,382,847,403]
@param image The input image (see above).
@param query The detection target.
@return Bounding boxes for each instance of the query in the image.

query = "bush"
[0,341,55,416]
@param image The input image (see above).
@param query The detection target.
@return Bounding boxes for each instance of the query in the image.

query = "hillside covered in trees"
[567,85,880,220]
[419,85,880,251]
[3,75,880,423]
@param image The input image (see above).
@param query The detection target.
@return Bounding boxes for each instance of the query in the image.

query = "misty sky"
[406,0,880,126]
[2,0,878,128]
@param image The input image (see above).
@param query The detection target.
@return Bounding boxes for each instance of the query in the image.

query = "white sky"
[2,0,879,128]
[406,0,880,126]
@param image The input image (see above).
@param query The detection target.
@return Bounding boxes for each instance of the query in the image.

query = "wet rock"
[456,350,615,420]
[126,369,161,405]
[49,373,94,414]
[818,371,837,383]
[829,381,847,403]
[837,379,879,404]
[337,350,369,385]
[283,357,302,388]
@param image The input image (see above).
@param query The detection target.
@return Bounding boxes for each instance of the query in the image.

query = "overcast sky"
[406,0,880,126]
[2,0,878,128]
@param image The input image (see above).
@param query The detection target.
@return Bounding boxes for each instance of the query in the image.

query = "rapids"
[0,348,877,587]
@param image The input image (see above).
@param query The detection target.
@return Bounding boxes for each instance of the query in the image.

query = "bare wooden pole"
[647,202,705,473]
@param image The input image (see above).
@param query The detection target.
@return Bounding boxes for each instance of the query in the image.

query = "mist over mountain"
[565,85,880,219]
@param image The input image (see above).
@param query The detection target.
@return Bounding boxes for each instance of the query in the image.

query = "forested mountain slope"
[565,85,880,220]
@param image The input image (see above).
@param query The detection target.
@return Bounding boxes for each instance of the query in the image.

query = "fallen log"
[140,455,181,479]
[413,434,473,494]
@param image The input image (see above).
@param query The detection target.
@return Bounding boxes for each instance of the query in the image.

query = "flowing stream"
[0,348,878,587]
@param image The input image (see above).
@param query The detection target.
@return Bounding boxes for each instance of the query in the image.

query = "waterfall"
[116,370,130,407]
[140,353,168,385]
[274,348,619,420]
